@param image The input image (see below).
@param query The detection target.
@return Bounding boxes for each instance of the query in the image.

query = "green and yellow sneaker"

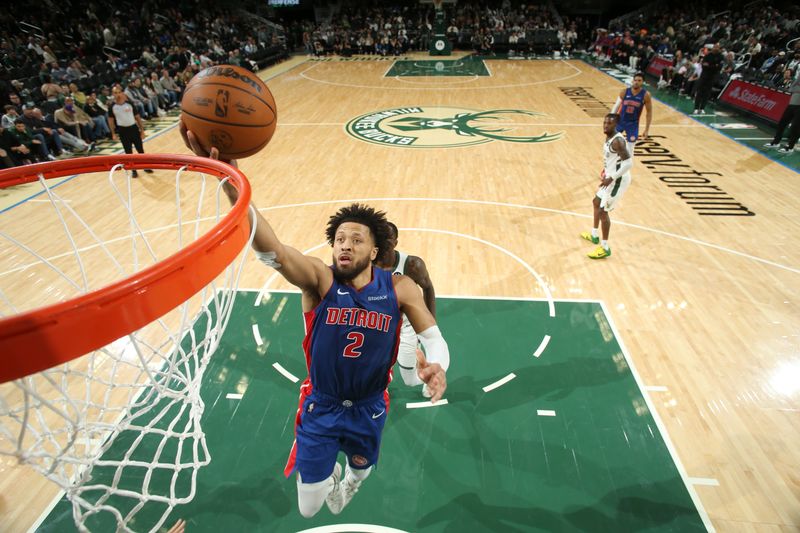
[587,246,611,259]
[580,232,599,245]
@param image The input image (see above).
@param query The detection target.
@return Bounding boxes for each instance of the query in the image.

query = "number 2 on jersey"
[343,332,364,358]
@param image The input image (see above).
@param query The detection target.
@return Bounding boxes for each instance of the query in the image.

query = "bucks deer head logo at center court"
[345,107,564,148]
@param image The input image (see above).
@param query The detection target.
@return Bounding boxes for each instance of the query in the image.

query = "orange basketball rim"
[0,154,252,383]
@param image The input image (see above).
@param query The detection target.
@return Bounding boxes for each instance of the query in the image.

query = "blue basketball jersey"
[302,266,402,400]
[618,87,646,125]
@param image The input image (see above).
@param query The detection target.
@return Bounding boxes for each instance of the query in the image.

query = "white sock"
[601,239,609,250]
[591,228,599,238]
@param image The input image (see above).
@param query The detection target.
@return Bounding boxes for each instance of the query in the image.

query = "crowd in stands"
[296,0,593,57]
[1,0,288,169]
[590,2,800,102]
[3,0,797,169]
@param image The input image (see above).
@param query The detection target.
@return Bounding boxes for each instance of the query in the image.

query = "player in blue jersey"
[180,124,450,519]
[610,72,653,158]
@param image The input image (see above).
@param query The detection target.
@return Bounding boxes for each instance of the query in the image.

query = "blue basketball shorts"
[284,389,389,483]
[616,122,640,143]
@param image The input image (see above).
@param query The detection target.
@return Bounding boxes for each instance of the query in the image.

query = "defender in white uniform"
[580,113,633,259]
[376,222,437,395]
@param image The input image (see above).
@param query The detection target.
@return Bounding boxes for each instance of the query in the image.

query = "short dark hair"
[605,113,620,123]
[633,72,645,79]
[325,203,391,257]
[386,221,398,238]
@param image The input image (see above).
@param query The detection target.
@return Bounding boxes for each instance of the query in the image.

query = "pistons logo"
[352,454,368,467]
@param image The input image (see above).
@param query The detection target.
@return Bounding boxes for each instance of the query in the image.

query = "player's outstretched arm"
[181,122,330,294]
[405,255,436,318]
[611,88,625,114]
[395,275,448,402]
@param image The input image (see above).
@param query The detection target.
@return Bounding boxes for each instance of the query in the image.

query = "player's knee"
[296,474,330,518]
[346,464,372,482]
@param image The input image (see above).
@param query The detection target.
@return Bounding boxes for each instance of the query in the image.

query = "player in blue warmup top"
[610,72,653,158]
[181,123,450,518]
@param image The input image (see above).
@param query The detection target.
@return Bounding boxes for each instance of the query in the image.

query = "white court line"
[600,301,715,532]
[381,59,398,78]
[297,524,410,533]
[537,410,557,416]
[483,373,516,392]
[533,335,551,357]
[403,227,555,317]
[733,137,772,140]
[272,362,299,383]
[226,393,243,400]
[299,59,582,90]
[276,122,704,128]
[248,198,799,276]
[29,198,72,203]
[688,477,720,487]
[251,323,263,346]
[5,197,798,279]
[394,75,480,85]
[241,288,601,305]
[406,399,449,409]
[645,385,669,392]
[252,229,556,383]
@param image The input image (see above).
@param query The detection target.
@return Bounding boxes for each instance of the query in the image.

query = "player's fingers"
[417,363,437,382]
[185,130,210,157]
[427,371,446,403]
[207,145,239,168]
[179,120,190,148]
[430,376,445,403]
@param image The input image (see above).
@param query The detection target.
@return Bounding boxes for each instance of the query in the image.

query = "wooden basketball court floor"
[2,55,799,532]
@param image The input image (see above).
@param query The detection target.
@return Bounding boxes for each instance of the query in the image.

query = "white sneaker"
[325,463,344,514]
[692,109,700,114]
[340,463,363,511]
[764,142,779,148]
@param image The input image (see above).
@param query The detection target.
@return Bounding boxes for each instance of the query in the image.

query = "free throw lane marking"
[483,373,517,392]
[533,335,551,357]
[406,399,449,409]
[297,525,410,533]
[252,323,264,346]
[272,362,299,383]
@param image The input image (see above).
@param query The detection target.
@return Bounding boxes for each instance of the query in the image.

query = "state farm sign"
[718,80,790,123]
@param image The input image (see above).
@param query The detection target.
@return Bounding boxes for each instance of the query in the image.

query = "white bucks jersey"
[604,132,631,180]
[390,251,417,340]
[391,251,409,276]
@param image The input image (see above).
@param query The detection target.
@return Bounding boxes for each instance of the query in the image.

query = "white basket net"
[0,161,255,532]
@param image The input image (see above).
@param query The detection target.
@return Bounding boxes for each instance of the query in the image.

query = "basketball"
[181,65,277,159]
